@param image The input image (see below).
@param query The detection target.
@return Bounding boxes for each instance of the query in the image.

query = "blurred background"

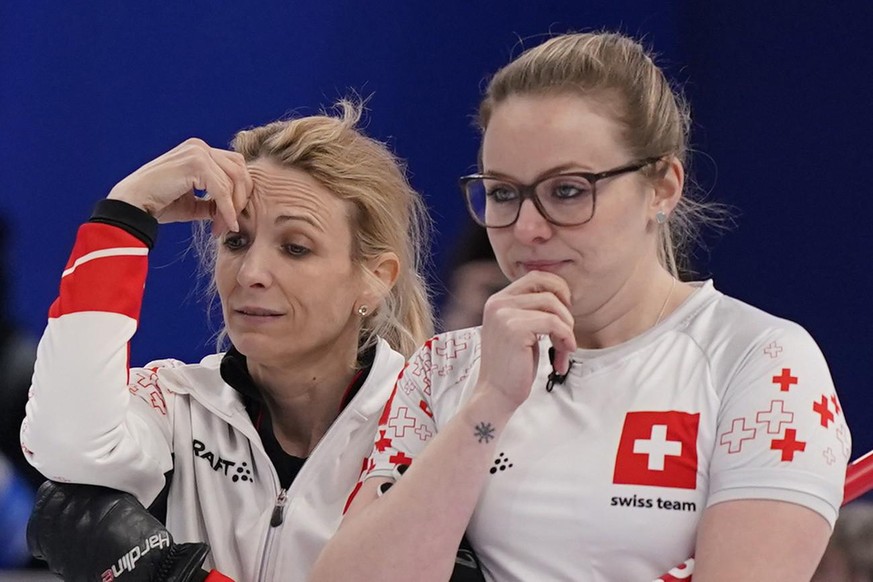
[2,0,872,576]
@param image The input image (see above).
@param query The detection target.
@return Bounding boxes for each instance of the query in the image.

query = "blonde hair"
[478,31,729,277]
[197,100,434,360]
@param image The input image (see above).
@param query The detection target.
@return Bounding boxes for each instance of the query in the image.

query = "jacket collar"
[218,344,377,413]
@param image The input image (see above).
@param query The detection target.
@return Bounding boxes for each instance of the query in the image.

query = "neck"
[572,264,690,350]
[247,337,360,457]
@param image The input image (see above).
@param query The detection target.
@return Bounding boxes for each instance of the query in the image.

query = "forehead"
[481,93,630,180]
[244,158,352,229]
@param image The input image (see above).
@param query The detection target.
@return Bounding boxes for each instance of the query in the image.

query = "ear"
[649,156,685,220]
[358,251,400,308]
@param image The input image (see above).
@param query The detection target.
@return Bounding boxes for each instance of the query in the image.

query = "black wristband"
[89,198,159,249]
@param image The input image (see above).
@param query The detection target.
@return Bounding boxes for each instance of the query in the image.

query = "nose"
[235,242,274,288]
[512,199,553,244]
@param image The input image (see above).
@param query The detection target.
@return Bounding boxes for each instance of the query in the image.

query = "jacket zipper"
[253,401,364,581]
[257,488,288,581]
[196,344,392,580]
[270,488,288,526]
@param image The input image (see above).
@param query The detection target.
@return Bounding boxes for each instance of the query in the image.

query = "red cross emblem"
[771,428,806,461]
[830,394,842,415]
[812,395,835,428]
[435,338,467,359]
[388,407,417,437]
[374,430,393,452]
[389,451,413,466]
[756,400,794,434]
[415,423,433,441]
[763,342,783,359]
[410,351,432,377]
[772,368,798,392]
[720,418,756,454]
[613,411,700,489]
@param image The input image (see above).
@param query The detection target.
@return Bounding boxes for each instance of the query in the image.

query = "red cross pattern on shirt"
[389,451,413,466]
[771,428,806,461]
[836,425,851,459]
[374,430,393,452]
[763,341,783,359]
[656,559,695,582]
[409,351,432,378]
[133,369,158,390]
[388,407,417,438]
[435,338,468,359]
[822,448,837,466]
[408,350,433,396]
[415,423,433,441]
[756,400,794,434]
[813,395,835,428]
[830,394,842,415]
[130,369,167,415]
[613,411,699,489]
[772,368,798,392]
[720,417,757,453]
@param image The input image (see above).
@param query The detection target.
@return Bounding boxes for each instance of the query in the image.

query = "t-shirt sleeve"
[364,338,438,481]
[707,323,850,527]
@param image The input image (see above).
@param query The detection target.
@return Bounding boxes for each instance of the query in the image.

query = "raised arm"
[311,271,576,582]
[21,139,251,504]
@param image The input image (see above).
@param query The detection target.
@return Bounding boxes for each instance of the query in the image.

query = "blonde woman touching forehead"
[22,101,434,581]
[313,33,849,581]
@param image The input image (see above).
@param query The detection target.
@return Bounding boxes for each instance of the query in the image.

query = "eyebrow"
[276,214,321,229]
[482,163,589,183]
[238,208,322,230]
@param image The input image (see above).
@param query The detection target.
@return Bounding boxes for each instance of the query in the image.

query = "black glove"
[27,480,211,582]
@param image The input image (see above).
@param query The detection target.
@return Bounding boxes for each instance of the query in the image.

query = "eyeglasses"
[459,157,663,228]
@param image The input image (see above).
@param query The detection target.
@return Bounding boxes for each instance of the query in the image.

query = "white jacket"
[21,221,404,581]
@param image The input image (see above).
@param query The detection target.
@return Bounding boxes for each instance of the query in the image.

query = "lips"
[234,306,284,317]
[519,260,569,273]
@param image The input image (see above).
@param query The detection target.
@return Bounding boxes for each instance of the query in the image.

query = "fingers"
[501,271,573,309]
[552,347,572,376]
[107,138,252,229]
[482,270,577,373]
[487,291,574,330]
[182,145,241,232]
[209,149,252,232]
[189,160,237,232]
[484,272,575,340]
[509,309,575,354]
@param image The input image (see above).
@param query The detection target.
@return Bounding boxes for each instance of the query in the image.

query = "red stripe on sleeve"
[64,222,148,270]
[49,222,150,320]
[49,252,147,319]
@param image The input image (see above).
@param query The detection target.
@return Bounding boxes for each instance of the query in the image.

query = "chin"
[226,330,276,359]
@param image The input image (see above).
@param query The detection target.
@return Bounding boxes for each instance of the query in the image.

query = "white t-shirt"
[364,281,850,581]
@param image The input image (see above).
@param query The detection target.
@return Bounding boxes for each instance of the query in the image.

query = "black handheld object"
[28,480,211,582]
[546,346,575,392]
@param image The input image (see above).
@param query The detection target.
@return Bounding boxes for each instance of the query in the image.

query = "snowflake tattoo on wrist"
[474,421,495,443]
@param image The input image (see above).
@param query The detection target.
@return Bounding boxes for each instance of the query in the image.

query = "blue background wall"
[2,3,872,461]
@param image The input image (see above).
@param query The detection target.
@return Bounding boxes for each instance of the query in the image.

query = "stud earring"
[655,210,668,225]
[357,305,370,317]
